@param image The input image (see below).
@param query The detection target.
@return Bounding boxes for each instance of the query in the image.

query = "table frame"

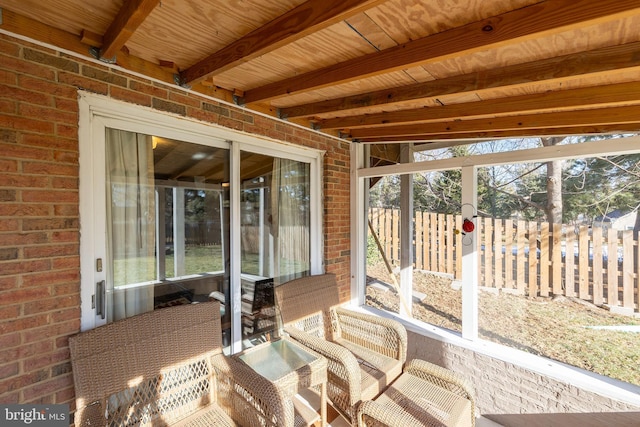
[235,337,327,426]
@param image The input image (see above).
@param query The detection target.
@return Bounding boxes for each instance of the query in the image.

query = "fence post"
[592,227,603,306]
[607,228,618,307]
[424,212,431,271]
[565,227,575,297]
[528,221,538,298]
[552,223,563,296]
[516,220,526,294]
[484,217,493,288]
[622,230,634,310]
[384,208,392,264]
[578,226,589,300]
[494,218,503,290]
[455,214,462,280]
[540,222,550,297]
[505,219,514,290]
[636,235,640,313]
[392,208,400,265]
[415,211,423,270]
[446,214,454,275]
[430,213,437,273]
[437,213,446,272]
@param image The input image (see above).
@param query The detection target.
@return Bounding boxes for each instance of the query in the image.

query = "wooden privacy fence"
[368,207,639,314]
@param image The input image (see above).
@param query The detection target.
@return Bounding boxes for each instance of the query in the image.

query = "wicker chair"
[275,273,407,422]
[69,301,294,427]
[356,359,476,427]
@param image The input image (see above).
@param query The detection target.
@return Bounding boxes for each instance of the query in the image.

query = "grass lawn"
[114,244,308,284]
[366,263,640,386]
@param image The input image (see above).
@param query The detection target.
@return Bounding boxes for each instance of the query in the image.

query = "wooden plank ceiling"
[1,0,640,161]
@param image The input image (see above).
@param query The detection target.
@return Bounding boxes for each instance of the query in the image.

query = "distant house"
[594,209,637,231]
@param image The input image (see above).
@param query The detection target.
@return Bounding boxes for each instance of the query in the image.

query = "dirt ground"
[365,263,640,386]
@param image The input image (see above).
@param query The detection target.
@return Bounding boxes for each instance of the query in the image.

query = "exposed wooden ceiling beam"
[1,8,240,109]
[319,81,640,130]
[281,41,640,119]
[80,29,103,47]
[0,8,88,58]
[242,0,640,104]
[180,0,386,85]
[349,105,640,139]
[101,0,161,59]
[356,124,640,144]
[0,8,175,84]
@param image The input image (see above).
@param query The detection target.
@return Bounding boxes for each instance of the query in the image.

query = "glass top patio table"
[239,338,317,381]
[236,337,328,426]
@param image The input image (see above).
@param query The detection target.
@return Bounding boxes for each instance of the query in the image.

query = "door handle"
[96,280,105,319]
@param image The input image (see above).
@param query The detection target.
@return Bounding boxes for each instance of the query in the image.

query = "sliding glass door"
[103,129,231,343]
[78,93,323,353]
[239,151,311,347]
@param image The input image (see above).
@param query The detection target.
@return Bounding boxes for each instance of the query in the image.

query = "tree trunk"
[541,137,564,295]
[541,137,564,225]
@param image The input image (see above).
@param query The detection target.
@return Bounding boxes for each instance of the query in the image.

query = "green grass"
[165,245,224,277]
[366,262,640,386]
[113,245,223,286]
[113,244,309,285]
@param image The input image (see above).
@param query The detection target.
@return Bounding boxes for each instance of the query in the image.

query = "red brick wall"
[0,33,351,407]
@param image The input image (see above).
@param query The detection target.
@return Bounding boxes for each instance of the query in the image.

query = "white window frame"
[355,135,640,328]
[352,134,640,404]
[78,92,324,354]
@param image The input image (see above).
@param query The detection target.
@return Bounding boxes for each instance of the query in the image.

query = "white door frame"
[78,92,324,350]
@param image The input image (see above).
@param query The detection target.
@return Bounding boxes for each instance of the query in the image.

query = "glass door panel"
[104,128,231,345]
[239,151,311,347]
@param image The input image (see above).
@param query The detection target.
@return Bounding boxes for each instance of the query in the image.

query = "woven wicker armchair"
[356,359,476,427]
[275,273,407,422]
[69,301,294,427]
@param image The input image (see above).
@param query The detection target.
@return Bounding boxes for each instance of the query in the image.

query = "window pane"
[105,129,231,346]
[364,136,640,391]
[477,151,640,387]
[240,151,311,347]
[366,172,462,333]
[163,187,224,277]
[273,157,311,281]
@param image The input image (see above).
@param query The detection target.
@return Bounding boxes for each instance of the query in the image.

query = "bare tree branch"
[478,175,546,212]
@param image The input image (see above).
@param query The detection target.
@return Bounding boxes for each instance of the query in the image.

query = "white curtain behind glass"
[271,158,310,284]
[105,129,156,321]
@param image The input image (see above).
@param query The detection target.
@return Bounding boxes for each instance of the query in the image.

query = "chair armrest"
[211,353,295,427]
[334,307,407,363]
[285,327,362,405]
[356,400,412,427]
[405,359,476,421]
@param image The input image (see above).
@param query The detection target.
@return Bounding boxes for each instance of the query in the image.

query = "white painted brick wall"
[406,330,640,426]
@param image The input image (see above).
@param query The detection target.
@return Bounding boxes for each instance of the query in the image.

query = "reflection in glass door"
[104,128,231,345]
[239,151,311,347]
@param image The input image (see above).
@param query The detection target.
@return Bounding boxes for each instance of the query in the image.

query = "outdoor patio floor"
[296,389,503,426]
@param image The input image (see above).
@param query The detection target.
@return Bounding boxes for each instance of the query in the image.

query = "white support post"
[399,144,413,317]
[156,188,166,280]
[461,166,478,340]
[351,142,367,306]
[258,187,265,277]
[173,187,185,277]
[230,142,242,354]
